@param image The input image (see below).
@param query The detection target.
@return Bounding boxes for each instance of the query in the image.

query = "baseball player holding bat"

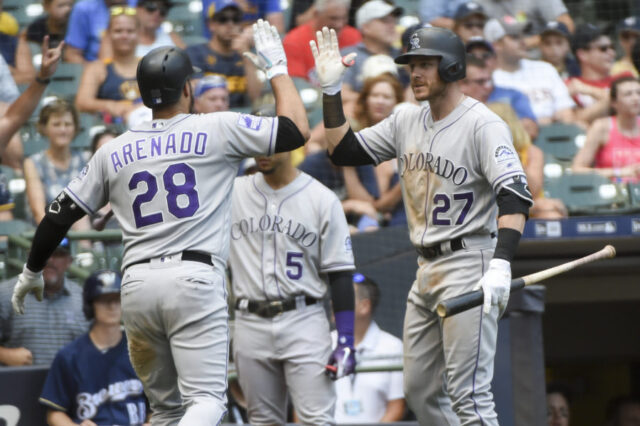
[229,134,356,424]
[12,20,310,425]
[311,26,533,424]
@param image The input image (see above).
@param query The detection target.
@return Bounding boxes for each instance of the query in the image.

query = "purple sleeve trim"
[491,170,525,189]
[64,188,95,216]
[268,117,276,156]
[355,131,382,164]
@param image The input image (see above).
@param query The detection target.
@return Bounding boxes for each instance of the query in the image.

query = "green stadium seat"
[544,172,632,215]
[534,123,586,163]
[44,62,84,100]
[72,113,102,151]
[167,4,203,37]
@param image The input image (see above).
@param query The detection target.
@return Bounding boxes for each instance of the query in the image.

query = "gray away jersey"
[229,172,355,301]
[65,112,278,268]
[356,98,528,247]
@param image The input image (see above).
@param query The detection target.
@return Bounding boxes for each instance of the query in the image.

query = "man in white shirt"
[334,273,405,423]
[486,16,575,125]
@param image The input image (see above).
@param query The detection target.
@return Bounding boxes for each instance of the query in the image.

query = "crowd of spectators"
[0,0,639,423]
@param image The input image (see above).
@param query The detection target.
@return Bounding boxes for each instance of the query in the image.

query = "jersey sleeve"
[39,350,74,412]
[319,196,355,273]
[64,149,108,216]
[354,114,398,165]
[475,118,527,194]
[216,112,279,161]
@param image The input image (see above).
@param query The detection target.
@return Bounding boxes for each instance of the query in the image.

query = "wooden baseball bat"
[436,245,617,318]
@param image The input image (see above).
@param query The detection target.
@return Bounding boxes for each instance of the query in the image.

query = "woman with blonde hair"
[75,7,141,122]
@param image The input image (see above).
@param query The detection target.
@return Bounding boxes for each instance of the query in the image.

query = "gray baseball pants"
[403,247,501,426]
[121,256,229,426]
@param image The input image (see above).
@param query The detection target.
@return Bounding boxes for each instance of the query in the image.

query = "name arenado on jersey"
[76,379,144,419]
[110,132,208,173]
[231,214,318,247]
[399,151,469,185]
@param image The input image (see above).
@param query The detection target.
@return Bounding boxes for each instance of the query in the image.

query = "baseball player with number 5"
[311,26,533,424]
[11,20,310,425]
[228,135,356,424]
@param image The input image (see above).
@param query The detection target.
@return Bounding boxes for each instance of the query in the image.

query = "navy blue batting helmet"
[395,26,466,83]
[83,270,122,320]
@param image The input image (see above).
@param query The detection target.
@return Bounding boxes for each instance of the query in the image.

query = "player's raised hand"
[38,35,64,80]
[473,258,511,314]
[12,265,45,315]
[309,27,356,95]
[325,344,356,380]
[243,19,287,80]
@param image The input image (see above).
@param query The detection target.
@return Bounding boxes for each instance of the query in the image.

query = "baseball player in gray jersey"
[229,146,356,425]
[11,20,310,425]
[311,27,533,424]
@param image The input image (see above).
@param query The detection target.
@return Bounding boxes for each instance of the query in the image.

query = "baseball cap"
[454,2,487,21]
[483,16,531,43]
[355,0,403,29]
[465,36,494,54]
[194,75,228,98]
[571,23,604,52]
[617,16,640,34]
[360,54,399,81]
[207,0,241,19]
[540,21,570,39]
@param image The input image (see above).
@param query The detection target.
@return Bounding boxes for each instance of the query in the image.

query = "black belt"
[235,296,320,318]
[127,251,213,268]
[417,232,496,260]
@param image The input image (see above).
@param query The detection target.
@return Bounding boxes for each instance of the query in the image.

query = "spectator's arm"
[428,17,454,29]
[63,45,86,64]
[524,144,544,198]
[0,101,24,170]
[571,118,608,174]
[521,118,539,141]
[75,61,134,117]
[13,31,36,84]
[48,409,97,426]
[0,346,33,366]
[373,182,402,212]
[556,13,575,33]
[553,107,575,124]
[343,166,375,202]
[24,157,47,223]
[266,12,285,34]
[380,398,406,422]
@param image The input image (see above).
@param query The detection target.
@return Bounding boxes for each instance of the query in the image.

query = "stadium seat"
[167,4,203,37]
[534,123,586,164]
[291,77,322,128]
[44,62,84,100]
[544,172,633,215]
[72,113,102,150]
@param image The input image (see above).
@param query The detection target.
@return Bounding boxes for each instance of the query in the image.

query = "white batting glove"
[243,19,287,80]
[474,258,511,315]
[12,265,44,315]
[309,26,357,95]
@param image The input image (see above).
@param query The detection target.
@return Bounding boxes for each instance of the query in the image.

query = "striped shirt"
[0,277,89,366]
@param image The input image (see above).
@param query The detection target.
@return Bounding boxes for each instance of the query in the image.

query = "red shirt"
[596,116,640,183]
[283,21,361,80]
[566,72,633,107]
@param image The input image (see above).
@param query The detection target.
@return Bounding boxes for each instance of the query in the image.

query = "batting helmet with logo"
[137,46,200,108]
[83,270,122,320]
[394,26,466,83]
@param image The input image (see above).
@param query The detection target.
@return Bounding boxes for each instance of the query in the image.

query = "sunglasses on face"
[620,31,639,41]
[110,6,136,16]
[143,2,168,16]
[590,43,615,52]
[213,14,242,24]
[463,20,485,30]
[471,51,494,60]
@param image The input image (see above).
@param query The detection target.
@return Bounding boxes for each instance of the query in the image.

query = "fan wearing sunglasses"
[612,16,640,78]
[452,1,487,44]
[567,23,634,126]
[136,0,185,57]
[64,0,136,63]
[185,0,262,108]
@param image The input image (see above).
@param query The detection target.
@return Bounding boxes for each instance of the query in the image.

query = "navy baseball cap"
[540,21,570,39]
[572,23,605,52]
[207,0,241,19]
[617,16,640,34]
[454,2,487,21]
[466,36,494,54]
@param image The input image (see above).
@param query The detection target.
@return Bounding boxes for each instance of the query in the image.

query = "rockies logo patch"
[494,145,516,164]
[237,114,263,131]
[410,33,420,50]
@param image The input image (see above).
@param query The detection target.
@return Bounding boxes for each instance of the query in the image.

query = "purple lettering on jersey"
[300,233,317,246]
[271,215,283,232]
[452,168,468,185]
[164,163,199,218]
[285,251,303,280]
[231,215,319,247]
[195,132,207,155]
[165,134,177,154]
[180,132,192,153]
[135,139,147,160]
[122,144,134,165]
[151,136,162,156]
[111,151,123,173]
[432,194,451,225]
[259,215,271,231]
[398,151,469,185]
